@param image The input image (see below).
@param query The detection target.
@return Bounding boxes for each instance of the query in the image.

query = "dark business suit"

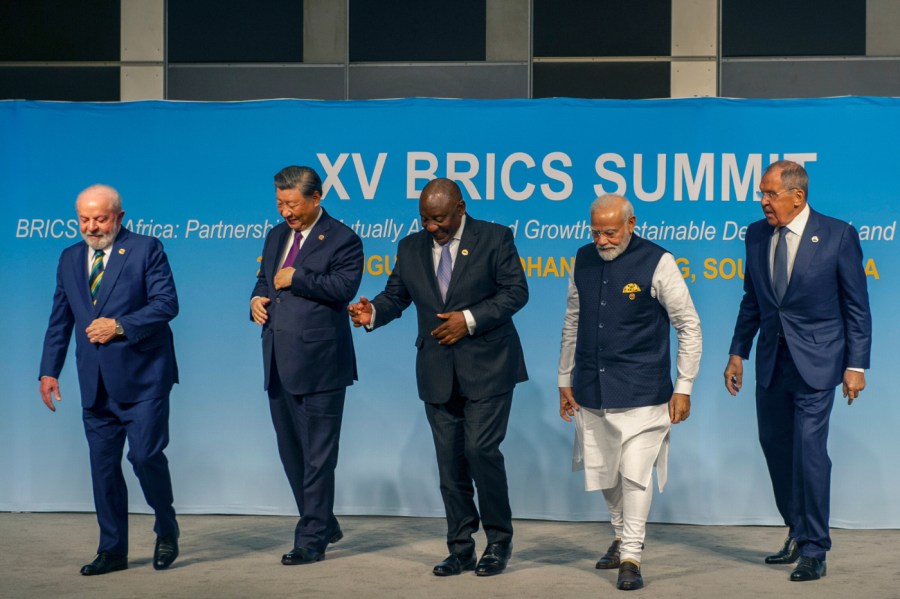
[729,208,871,559]
[252,208,363,552]
[40,227,180,556]
[369,215,528,553]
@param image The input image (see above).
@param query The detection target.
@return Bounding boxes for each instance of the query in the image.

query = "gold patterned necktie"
[89,249,105,304]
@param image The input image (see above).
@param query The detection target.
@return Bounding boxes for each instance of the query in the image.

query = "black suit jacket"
[370,215,528,403]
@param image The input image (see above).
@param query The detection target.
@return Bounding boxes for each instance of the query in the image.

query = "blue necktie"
[437,242,452,302]
[773,227,788,302]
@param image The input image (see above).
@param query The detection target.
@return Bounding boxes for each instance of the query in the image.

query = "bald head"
[76,184,124,250]
[419,178,465,246]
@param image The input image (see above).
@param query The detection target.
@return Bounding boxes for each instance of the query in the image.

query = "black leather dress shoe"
[475,542,512,577]
[596,539,622,569]
[281,547,324,565]
[80,551,128,576]
[765,535,799,564]
[328,525,344,545]
[153,534,179,570]
[790,556,826,581]
[432,552,477,576]
[616,560,644,591]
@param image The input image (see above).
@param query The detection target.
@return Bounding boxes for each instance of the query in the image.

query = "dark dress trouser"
[756,340,834,560]
[268,356,345,553]
[424,377,514,555]
[83,375,177,556]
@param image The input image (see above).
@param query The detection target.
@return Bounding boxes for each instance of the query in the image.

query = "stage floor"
[1,513,897,598]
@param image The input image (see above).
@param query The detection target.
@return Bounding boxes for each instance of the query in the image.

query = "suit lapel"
[785,210,822,300]
[760,223,777,302]
[292,209,331,266]
[444,217,479,304]
[92,228,130,314]
[74,243,93,312]
[270,225,291,275]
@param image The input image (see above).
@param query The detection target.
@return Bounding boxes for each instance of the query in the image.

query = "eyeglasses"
[756,188,796,201]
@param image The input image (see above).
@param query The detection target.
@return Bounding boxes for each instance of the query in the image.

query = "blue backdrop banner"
[1,97,896,527]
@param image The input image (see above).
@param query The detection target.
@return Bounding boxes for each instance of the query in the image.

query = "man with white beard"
[39,184,181,575]
[558,194,701,591]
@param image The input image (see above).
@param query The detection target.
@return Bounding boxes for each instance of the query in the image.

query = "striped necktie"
[437,242,452,302]
[89,249,105,304]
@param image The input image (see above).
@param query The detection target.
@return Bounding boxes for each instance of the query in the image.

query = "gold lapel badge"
[318,234,325,241]
[622,283,641,301]
[811,236,819,243]
[461,249,469,256]
[118,248,126,254]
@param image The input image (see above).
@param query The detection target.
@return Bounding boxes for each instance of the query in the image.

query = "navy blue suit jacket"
[40,228,179,407]
[252,209,364,396]
[369,216,528,403]
[729,208,872,390]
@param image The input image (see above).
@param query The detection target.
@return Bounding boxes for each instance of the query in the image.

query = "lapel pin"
[318,234,325,241]
[118,248,126,254]
[461,249,469,256]
[811,236,819,243]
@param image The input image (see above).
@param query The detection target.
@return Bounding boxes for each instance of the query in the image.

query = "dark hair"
[274,166,323,197]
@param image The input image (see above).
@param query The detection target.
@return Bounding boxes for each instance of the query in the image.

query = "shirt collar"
[781,203,810,236]
[432,214,467,249]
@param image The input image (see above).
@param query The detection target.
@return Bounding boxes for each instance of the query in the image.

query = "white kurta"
[573,403,670,492]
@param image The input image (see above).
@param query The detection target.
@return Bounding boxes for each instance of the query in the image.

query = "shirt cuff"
[558,374,573,387]
[846,367,865,373]
[463,309,476,335]
[673,380,694,395]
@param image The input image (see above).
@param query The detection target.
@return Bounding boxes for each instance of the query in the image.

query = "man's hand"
[842,369,866,405]
[40,376,62,412]
[348,296,373,327]
[85,317,118,345]
[559,386,580,422]
[669,393,691,423]
[724,355,744,396]
[251,296,271,325]
[431,311,468,345]
[274,267,295,290]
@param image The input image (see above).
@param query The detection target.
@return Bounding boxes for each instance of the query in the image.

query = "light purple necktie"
[437,241,452,301]
[282,231,303,268]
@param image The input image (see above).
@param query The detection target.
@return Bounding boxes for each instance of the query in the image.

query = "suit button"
[601,300,607,306]
[276,298,281,303]
[602,280,608,284]
[598,347,604,352]
[598,323,604,328]
[599,368,605,373]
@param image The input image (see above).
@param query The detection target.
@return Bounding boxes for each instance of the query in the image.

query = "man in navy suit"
[251,165,363,565]
[349,178,528,577]
[725,160,872,582]
[39,184,180,575]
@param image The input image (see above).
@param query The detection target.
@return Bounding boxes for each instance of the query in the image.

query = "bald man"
[39,185,180,575]
[350,178,528,577]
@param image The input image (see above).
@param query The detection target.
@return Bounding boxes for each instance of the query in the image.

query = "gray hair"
[274,165,323,197]
[766,160,809,196]
[76,184,122,212]
[590,193,634,223]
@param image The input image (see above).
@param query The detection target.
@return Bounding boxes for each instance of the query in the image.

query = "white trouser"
[602,473,654,563]
[573,403,671,564]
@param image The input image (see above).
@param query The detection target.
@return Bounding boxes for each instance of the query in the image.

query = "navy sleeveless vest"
[572,235,673,409]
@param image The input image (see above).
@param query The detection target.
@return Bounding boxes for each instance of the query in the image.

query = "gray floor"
[2,513,898,598]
